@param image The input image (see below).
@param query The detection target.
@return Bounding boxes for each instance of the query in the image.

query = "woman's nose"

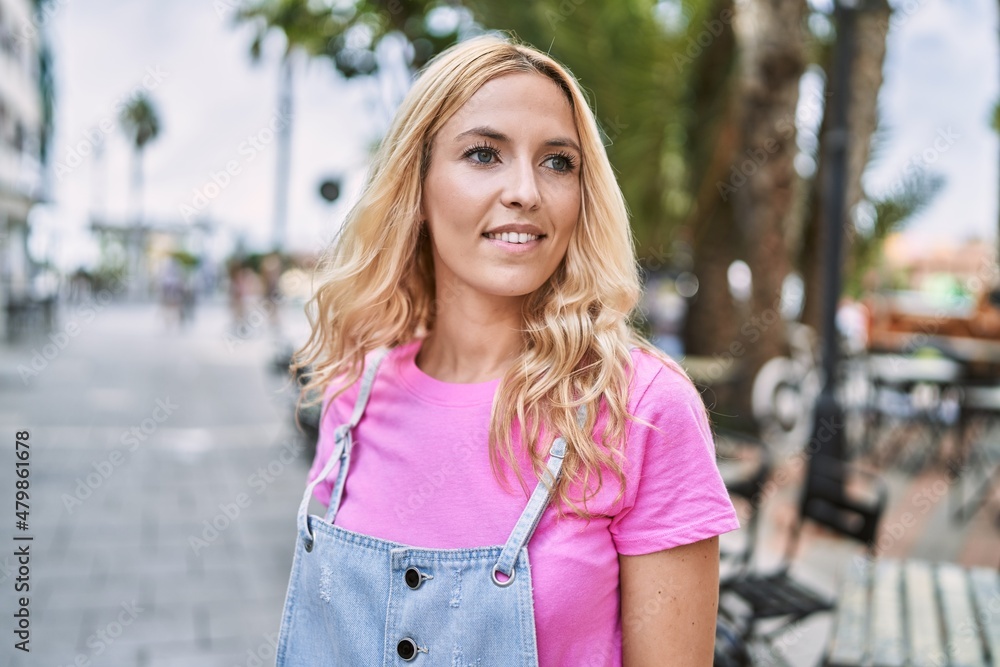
[500,159,541,210]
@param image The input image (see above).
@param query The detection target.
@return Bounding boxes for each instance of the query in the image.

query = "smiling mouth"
[482,232,546,244]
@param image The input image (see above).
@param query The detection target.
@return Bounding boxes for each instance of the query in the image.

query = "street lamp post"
[809,0,858,467]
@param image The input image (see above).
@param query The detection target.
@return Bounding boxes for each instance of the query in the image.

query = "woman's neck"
[416,285,526,384]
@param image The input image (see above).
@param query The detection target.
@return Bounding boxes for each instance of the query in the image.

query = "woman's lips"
[481,234,545,253]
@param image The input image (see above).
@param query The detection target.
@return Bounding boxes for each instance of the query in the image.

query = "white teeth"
[485,232,540,244]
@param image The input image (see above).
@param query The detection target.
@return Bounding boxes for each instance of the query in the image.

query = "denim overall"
[276,348,576,666]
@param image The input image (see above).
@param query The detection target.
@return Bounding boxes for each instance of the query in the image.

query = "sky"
[35,0,391,269]
[861,0,998,246]
[29,0,1000,271]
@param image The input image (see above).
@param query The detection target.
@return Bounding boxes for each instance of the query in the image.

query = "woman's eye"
[544,155,575,172]
[465,147,499,164]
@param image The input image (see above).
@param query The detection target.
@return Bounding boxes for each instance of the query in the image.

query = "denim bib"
[276,348,575,666]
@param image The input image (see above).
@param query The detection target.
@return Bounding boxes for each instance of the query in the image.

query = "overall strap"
[297,348,390,544]
[492,404,588,586]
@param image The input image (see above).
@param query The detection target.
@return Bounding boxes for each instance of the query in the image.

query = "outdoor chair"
[949,380,1000,525]
[714,428,773,585]
[720,453,888,646]
[713,611,752,667]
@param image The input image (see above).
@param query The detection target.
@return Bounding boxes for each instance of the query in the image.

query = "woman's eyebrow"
[454,125,581,153]
[455,126,509,143]
[545,137,582,153]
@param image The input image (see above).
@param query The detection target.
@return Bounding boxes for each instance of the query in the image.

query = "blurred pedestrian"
[180,269,197,327]
[67,268,93,304]
[158,256,183,329]
[226,258,247,334]
[261,252,283,336]
[280,35,738,667]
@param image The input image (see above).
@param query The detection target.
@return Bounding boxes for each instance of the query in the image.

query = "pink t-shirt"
[308,339,739,667]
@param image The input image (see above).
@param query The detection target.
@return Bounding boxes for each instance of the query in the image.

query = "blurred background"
[0,0,998,665]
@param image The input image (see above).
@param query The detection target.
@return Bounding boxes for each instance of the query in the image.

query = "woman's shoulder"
[609,347,737,553]
[320,345,405,414]
[625,345,704,416]
[325,344,408,386]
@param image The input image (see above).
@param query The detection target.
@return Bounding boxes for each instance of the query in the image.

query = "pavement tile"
[0,301,307,666]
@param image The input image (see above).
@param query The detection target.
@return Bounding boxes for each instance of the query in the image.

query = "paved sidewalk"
[0,298,315,667]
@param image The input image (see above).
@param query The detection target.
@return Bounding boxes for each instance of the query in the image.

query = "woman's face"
[421,72,582,301]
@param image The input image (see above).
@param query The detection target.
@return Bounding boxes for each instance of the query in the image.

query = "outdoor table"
[869,333,1000,370]
[863,355,966,471]
[867,355,965,386]
[824,557,1000,667]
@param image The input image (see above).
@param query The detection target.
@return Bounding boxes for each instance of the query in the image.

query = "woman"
[278,34,739,666]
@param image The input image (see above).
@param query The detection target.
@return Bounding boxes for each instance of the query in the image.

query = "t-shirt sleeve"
[609,361,741,556]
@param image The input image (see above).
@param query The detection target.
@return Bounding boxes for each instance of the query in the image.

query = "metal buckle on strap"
[491,563,516,588]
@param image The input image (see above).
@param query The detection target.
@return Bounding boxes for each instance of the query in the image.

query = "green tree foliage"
[119,93,161,225]
[234,0,466,73]
[465,1,677,258]
[846,171,944,297]
[233,0,721,258]
[465,0,723,260]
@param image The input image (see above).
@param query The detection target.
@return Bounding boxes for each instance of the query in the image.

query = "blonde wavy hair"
[295,33,695,520]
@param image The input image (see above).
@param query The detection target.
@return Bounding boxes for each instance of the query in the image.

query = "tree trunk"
[800,0,891,332]
[128,146,144,299]
[681,103,742,361]
[273,54,294,252]
[680,0,739,352]
[130,146,143,226]
[728,0,810,414]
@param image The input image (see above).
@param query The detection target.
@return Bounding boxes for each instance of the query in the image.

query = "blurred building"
[0,0,53,339]
[89,215,220,298]
[883,233,999,295]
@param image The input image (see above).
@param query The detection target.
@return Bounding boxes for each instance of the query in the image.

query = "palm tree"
[844,171,944,298]
[119,94,160,297]
[233,0,463,251]
[235,2,331,253]
[728,0,809,417]
[677,0,744,406]
[235,0,458,76]
[119,93,160,226]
